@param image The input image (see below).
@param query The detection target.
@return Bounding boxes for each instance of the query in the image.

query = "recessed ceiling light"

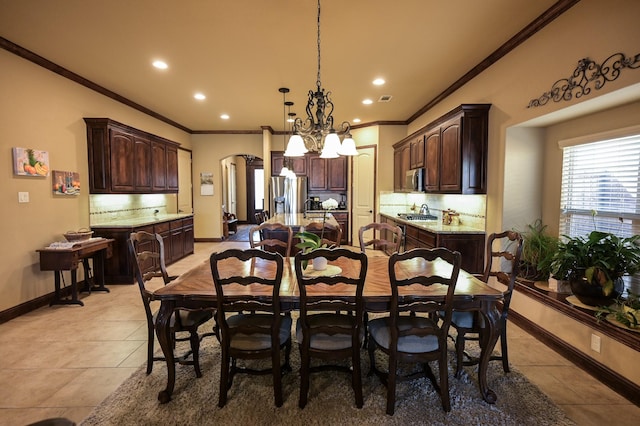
[194,93,206,100]
[220,114,230,120]
[362,99,373,105]
[372,78,385,85]
[353,118,361,123]
[152,60,168,70]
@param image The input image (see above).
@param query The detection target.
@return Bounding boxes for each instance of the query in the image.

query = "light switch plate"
[590,334,601,353]
[18,192,30,203]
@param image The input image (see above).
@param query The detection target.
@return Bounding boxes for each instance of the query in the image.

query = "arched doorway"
[220,154,264,224]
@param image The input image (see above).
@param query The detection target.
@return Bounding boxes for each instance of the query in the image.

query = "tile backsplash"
[379,191,486,229]
[90,194,177,225]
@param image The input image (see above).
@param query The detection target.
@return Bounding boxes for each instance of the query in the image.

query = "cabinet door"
[393,149,403,191]
[394,142,411,192]
[151,140,167,191]
[272,151,308,176]
[308,154,327,191]
[439,233,485,274]
[109,130,135,192]
[327,156,347,191]
[183,218,194,255]
[166,144,179,192]
[439,117,462,192]
[86,122,110,193]
[332,212,349,245]
[424,130,440,192]
[133,137,152,192]
[410,134,425,169]
[271,152,284,176]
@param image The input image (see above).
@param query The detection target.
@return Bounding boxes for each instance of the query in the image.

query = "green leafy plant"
[550,231,640,296]
[517,219,559,280]
[596,291,640,329]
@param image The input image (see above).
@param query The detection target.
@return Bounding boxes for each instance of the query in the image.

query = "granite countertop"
[380,212,485,234]
[90,213,194,229]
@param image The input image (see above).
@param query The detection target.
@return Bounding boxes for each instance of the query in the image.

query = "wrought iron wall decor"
[527,52,640,108]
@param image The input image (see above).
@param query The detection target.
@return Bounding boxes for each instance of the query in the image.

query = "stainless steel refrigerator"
[270,176,307,215]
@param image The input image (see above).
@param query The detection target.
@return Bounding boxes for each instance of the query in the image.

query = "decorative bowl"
[63,229,94,242]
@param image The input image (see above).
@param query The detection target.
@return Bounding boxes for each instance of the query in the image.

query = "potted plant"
[295,198,339,270]
[550,230,640,306]
[517,219,559,281]
[596,291,640,330]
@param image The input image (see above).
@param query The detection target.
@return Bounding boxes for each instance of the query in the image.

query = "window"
[559,130,640,294]
[559,133,640,238]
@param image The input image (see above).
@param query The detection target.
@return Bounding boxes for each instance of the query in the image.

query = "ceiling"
[0,0,564,133]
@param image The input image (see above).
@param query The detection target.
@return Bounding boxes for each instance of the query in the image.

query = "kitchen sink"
[397,213,438,221]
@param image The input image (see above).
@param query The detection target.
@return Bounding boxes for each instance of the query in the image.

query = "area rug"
[226,224,251,242]
[81,333,575,426]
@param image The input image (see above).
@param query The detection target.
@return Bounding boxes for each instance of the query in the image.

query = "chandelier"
[284,0,358,159]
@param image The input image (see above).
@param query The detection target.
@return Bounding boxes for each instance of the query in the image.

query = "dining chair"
[128,231,214,376]
[358,222,403,255]
[368,247,461,414]
[249,222,293,258]
[209,248,292,408]
[449,230,523,377]
[303,221,342,247]
[294,248,368,409]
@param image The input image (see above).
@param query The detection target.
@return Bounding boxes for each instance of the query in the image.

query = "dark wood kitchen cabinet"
[331,211,349,245]
[308,153,348,192]
[379,215,485,274]
[85,118,180,194]
[92,216,194,284]
[410,133,425,169]
[270,151,307,176]
[394,104,490,194]
[393,140,410,191]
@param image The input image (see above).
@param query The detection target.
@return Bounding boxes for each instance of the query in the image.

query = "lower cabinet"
[380,216,485,274]
[92,216,194,284]
[332,212,349,246]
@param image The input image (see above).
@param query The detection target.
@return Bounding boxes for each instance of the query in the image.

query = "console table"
[37,238,114,306]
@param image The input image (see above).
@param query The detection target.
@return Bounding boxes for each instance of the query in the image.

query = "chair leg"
[455,332,465,378]
[272,346,283,407]
[146,322,154,375]
[367,337,377,376]
[298,345,310,409]
[439,352,451,412]
[352,345,363,408]
[500,321,510,373]
[362,312,369,348]
[386,354,398,415]
[189,330,202,378]
[218,346,230,408]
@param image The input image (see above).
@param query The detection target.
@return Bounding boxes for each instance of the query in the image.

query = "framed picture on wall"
[12,147,50,176]
[52,170,80,195]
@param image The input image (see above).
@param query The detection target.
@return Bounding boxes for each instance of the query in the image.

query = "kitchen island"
[264,213,341,253]
[265,212,340,228]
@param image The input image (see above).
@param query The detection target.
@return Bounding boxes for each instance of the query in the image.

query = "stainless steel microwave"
[404,168,424,192]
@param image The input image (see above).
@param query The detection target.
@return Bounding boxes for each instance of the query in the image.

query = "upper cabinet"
[394,104,490,194]
[271,151,348,192]
[271,151,307,176]
[393,140,411,191]
[85,118,180,194]
[308,153,347,192]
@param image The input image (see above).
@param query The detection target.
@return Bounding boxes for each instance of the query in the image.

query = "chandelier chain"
[316,0,321,88]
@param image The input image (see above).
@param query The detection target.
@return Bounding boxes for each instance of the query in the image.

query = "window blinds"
[559,134,640,238]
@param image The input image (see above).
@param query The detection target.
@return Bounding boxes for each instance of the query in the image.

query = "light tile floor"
[0,241,638,425]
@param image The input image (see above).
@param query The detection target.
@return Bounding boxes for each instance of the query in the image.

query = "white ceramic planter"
[312,256,328,271]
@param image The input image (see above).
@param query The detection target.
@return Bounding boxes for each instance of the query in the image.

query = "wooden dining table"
[152,254,504,405]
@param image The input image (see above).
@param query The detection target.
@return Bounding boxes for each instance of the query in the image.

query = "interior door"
[228,162,237,216]
[352,146,376,244]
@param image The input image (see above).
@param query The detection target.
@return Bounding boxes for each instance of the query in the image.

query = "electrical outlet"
[18,192,30,203]
[590,334,601,353]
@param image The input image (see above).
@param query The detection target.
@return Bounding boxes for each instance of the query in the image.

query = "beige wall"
[191,134,263,239]
[0,49,190,312]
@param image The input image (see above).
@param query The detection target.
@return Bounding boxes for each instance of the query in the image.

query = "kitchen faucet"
[419,203,430,215]
[303,198,314,217]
